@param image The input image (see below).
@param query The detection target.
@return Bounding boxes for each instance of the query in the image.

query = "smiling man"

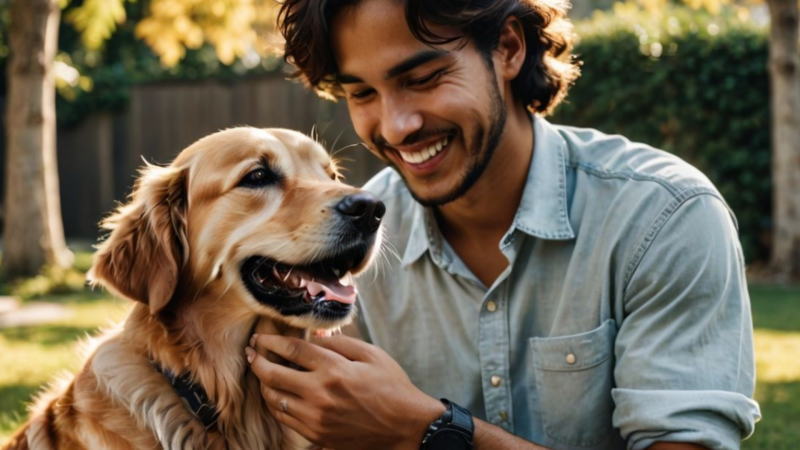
[246,0,761,449]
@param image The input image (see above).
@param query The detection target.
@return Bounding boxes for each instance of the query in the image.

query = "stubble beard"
[408,78,507,207]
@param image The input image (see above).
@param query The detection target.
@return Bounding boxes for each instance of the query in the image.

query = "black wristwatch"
[420,399,474,450]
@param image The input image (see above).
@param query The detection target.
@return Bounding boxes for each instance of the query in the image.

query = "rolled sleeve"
[613,193,761,449]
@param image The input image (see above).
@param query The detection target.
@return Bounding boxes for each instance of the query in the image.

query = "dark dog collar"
[152,361,220,430]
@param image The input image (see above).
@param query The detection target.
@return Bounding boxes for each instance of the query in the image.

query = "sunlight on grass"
[754,330,800,383]
[0,297,129,440]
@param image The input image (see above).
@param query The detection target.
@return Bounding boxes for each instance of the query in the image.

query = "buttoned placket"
[478,232,519,432]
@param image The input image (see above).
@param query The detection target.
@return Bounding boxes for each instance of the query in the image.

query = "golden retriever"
[2,127,384,450]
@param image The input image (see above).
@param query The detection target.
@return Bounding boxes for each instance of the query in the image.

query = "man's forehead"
[330,0,459,80]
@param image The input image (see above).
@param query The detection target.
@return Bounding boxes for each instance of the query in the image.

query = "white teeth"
[399,136,449,164]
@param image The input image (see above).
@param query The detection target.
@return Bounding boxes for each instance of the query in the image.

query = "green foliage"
[0,251,97,299]
[553,4,770,262]
[8,265,88,299]
[52,0,284,128]
[0,1,284,127]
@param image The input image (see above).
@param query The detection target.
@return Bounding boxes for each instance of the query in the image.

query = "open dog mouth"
[240,245,369,321]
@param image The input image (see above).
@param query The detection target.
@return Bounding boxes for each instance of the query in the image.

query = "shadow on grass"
[744,380,800,449]
[749,284,800,332]
[0,324,99,347]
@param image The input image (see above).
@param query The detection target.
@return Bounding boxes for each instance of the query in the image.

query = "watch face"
[428,429,471,449]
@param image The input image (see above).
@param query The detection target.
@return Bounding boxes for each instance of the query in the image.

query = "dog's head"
[88,127,383,330]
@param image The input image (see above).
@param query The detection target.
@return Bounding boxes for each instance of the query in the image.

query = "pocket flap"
[530,319,617,371]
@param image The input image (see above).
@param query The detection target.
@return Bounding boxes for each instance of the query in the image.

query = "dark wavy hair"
[278,0,580,115]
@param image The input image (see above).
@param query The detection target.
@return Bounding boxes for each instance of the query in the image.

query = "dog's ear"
[88,163,188,315]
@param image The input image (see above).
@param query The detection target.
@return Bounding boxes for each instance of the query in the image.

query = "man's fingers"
[311,334,375,362]
[250,334,344,370]
[261,384,302,417]
[248,347,315,394]
[261,386,319,442]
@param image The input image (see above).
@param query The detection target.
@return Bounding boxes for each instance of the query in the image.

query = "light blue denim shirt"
[355,116,760,449]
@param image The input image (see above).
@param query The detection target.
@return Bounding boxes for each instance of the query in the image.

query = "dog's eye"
[238,167,280,188]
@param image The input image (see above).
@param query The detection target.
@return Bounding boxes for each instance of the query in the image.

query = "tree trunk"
[767,0,800,281]
[3,0,72,278]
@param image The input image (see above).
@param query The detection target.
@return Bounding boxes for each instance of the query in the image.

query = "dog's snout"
[335,193,386,233]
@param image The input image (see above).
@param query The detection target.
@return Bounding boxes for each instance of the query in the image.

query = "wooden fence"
[2,75,386,239]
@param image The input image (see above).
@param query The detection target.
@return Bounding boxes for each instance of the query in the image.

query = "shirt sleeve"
[612,193,761,450]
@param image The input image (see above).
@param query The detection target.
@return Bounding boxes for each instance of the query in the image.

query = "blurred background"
[0,0,798,447]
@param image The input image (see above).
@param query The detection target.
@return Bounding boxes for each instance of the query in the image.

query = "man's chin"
[401,166,487,207]
[406,181,469,207]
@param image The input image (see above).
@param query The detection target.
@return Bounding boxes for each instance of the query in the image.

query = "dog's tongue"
[306,279,357,304]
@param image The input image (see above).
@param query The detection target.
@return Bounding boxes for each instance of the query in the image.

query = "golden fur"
[2,127,380,450]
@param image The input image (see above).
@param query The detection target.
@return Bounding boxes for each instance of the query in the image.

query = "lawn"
[0,292,130,441]
[0,281,797,447]
[743,284,800,449]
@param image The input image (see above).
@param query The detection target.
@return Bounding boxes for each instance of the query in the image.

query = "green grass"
[743,284,800,449]
[0,280,797,446]
[0,293,129,440]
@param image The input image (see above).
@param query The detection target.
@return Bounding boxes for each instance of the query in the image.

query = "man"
[246,0,761,448]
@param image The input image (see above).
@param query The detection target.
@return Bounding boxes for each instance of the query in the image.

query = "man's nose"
[379,97,423,147]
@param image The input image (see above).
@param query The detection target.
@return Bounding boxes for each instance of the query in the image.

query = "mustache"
[371,128,455,152]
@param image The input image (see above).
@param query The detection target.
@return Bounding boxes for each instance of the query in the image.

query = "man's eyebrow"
[385,49,448,79]
[337,73,363,84]
[336,49,449,85]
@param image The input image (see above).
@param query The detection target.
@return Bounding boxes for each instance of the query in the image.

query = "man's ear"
[494,15,527,81]
[88,163,188,315]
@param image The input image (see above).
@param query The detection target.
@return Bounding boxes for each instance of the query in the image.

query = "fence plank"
[45,76,386,238]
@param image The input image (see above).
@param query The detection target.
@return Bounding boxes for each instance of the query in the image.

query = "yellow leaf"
[135,0,279,66]
[66,0,126,50]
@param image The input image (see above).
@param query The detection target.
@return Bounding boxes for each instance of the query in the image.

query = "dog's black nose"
[335,193,386,233]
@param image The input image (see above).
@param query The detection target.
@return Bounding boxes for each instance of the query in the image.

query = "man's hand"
[246,334,445,450]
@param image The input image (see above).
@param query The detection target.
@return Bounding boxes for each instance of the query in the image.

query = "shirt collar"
[512,115,575,241]
[401,116,575,267]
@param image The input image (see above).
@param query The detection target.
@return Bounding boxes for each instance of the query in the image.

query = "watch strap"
[420,399,474,449]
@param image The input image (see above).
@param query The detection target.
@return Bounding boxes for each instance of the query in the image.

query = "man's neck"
[433,105,534,287]
[437,105,534,240]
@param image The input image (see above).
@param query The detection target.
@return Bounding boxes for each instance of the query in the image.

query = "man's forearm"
[473,418,549,450]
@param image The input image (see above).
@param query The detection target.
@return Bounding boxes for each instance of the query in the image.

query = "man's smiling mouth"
[398,135,451,165]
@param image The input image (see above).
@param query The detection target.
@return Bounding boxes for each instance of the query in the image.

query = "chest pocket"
[528,319,617,448]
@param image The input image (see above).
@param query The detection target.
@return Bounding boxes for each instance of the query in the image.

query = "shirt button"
[498,411,509,422]
[565,353,577,365]
[490,375,502,387]
[486,300,497,312]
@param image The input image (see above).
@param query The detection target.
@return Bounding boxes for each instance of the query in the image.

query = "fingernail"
[245,346,255,363]
[249,334,258,348]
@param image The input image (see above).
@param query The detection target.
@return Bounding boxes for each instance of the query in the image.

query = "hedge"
[552,6,771,262]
